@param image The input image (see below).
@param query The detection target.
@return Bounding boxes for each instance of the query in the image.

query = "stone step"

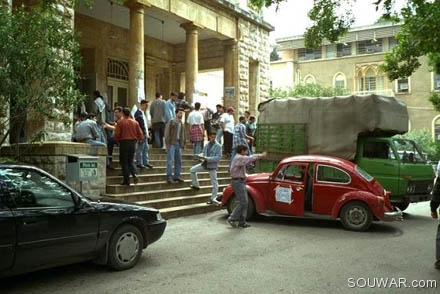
[106,170,231,184]
[105,178,231,194]
[103,184,229,202]
[137,193,217,209]
[159,202,224,219]
[107,144,230,219]
[114,144,196,153]
[111,156,230,163]
[106,164,230,176]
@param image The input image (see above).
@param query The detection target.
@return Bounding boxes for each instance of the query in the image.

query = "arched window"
[356,65,384,94]
[334,73,346,88]
[433,115,440,141]
[107,58,129,81]
[304,74,315,84]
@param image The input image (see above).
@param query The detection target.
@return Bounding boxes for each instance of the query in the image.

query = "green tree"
[0,2,84,153]
[429,92,440,113]
[270,46,280,61]
[394,129,440,161]
[270,83,349,98]
[252,0,440,80]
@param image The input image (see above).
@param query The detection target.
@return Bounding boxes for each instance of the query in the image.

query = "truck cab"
[355,136,434,210]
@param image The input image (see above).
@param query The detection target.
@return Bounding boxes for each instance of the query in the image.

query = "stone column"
[127,1,146,107]
[180,22,200,104]
[223,39,237,109]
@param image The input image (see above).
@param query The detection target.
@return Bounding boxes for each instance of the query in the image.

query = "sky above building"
[263,0,405,43]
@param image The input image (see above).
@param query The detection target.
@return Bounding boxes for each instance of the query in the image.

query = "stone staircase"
[104,145,229,219]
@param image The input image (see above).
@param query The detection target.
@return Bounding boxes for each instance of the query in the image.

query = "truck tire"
[340,201,372,232]
[395,200,410,211]
[226,193,255,220]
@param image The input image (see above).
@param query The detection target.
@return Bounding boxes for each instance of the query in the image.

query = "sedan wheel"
[108,224,143,270]
[340,201,372,232]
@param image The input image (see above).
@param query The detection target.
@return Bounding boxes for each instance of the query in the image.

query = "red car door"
[312,164,355,214]
[268,163,306,216]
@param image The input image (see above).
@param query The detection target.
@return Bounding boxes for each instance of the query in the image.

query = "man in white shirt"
[220,106,235,157]
[187,102,205,160]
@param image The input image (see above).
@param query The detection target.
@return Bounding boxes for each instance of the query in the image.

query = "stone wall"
[237,18,271,116]
[0,142,107,196]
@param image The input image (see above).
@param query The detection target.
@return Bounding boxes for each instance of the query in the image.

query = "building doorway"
[107,78,128,108]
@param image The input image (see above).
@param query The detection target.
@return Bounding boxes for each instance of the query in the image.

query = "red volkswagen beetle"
[220,155,403,231]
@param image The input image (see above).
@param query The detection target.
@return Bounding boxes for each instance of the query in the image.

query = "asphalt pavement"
[2,202,439,294]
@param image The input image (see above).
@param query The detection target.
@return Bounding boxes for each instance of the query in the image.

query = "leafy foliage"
[0,2,85,150]
[270,83,349,98]
[394,129,440,161]
[252,0,440,80]
[429,92,440,113]
[380,1,440,80]
[304,0,354,49]
[270,46,280,61]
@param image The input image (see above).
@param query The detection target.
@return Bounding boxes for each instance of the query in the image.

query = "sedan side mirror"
[72,194,87,210]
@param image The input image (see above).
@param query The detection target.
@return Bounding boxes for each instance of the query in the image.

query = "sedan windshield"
[355,165,374,182]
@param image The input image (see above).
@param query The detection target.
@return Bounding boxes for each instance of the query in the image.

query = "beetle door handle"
[296,187,303,191]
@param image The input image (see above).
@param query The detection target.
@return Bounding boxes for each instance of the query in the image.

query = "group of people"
[73,91,154,186]
[73,89,267,229]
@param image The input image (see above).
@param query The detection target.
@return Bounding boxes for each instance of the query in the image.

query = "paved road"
[3,202,439,294]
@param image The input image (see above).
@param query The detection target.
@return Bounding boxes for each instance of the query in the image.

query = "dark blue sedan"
[0,164,166,277]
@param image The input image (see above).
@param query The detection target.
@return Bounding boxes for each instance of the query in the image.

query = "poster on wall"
[224,87,235,107]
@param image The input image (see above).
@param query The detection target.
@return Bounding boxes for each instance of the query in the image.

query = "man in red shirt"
[114,107,144,186]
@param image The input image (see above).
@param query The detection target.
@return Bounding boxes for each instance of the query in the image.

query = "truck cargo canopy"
[258,95,409,160]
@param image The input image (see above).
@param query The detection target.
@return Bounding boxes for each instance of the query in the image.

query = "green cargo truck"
[256,95,434,210]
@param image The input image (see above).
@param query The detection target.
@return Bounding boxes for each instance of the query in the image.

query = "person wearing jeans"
[164,108,186,184]
[134,100,153,169]
[150,92,166,148]
[227,145,266,228]
[190,133,222,204]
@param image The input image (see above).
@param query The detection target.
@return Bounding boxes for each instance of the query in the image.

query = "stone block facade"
[0,142,107,196]
[237,18,271,116]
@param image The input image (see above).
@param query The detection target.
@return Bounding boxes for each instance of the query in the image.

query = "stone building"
[270,22,440,139]
[2,0,273,145]
[1,0,273,196]
[75,0,273,121]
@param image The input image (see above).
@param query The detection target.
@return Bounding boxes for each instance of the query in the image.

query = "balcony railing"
[352,89,395,96]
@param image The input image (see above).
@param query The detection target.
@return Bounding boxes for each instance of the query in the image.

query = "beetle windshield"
[355,165,374,182]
